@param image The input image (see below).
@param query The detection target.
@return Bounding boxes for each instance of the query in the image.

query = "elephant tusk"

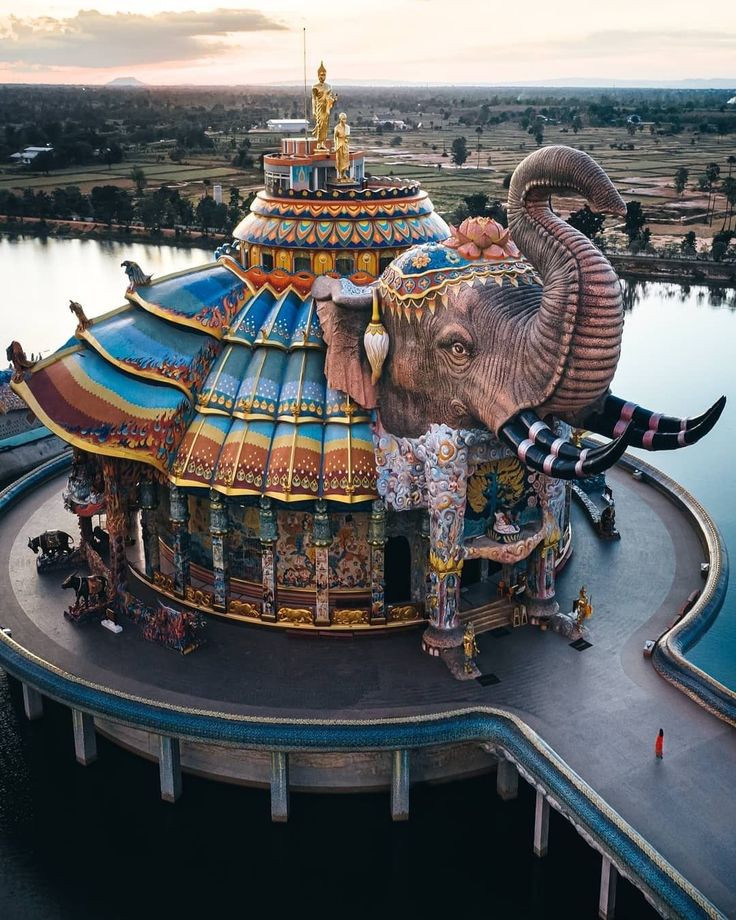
[499,416,633,480]
[584,394,726,451]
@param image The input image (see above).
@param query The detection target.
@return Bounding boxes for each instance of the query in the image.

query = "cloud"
[0,9,288,68]
[464,28,736,67]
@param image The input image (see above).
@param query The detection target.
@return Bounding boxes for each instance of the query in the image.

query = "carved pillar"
[525,472,564,623]
[418,511,431,609]
[101,458,129,608]
[418,426,471,655]
[312,500,331,626]
[368,499,387,624]
[259,497,278,622]
[139,475,160,580]
[169,484,190,597]
[209,489,229,611]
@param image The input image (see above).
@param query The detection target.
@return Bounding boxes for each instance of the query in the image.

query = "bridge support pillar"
[270,751,289,822]
[391,749,410,821]
[158,735,182,803]
[22,683,43,721]
[496,758,518,800]
[598,856,618,919]
[72,709,97,765]
[533,789,550,857]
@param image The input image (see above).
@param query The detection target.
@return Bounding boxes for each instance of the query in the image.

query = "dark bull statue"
[61,572,109,608]
[28,531,74,557]
[313,145,725,479]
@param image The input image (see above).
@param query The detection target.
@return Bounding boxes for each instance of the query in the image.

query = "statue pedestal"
[421,624,464,656]
[326,178,360,190]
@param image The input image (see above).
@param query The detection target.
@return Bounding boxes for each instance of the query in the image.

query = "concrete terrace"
[1,465,735,916]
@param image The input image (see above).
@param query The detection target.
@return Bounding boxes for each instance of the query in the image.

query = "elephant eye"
[451,341,469,357]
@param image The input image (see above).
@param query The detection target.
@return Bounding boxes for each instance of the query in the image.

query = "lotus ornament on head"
[445,216,520,260]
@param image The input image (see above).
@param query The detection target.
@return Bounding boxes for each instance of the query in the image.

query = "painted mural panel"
[227,503,262,582]
[464,457,540,540]
[276,510,315,587]
[187,494,212,568]
[329,513,370,588]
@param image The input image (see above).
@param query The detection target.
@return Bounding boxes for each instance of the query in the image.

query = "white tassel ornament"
[363,289,390,385]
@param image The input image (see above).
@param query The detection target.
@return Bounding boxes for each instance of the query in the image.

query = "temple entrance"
[461,558,482,587]
[385,536,411,603]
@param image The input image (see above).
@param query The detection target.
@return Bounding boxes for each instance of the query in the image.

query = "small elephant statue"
[313,146,725,480]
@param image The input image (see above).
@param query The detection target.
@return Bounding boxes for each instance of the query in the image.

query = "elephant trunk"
[507,146,627,421]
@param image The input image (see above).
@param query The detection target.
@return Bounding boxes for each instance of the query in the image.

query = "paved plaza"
[2,466,735,915]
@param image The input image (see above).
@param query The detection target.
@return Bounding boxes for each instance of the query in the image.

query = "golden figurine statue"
[463,622,479,673]
[575,585,593,629]
[333,112,351,181]
[312,61,338,151]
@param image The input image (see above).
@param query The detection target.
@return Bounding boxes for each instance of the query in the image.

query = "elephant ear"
[312,276,378,410]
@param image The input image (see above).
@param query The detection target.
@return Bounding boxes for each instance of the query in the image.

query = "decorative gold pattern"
[153,571,175,593]
[184,586,215,609]
[429,550,464,577]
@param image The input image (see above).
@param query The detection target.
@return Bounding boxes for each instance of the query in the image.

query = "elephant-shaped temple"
[11,134,725,659]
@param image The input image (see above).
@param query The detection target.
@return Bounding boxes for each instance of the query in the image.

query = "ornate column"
[417,426,472,655]
[101,458,128,587]
[139,474,160,580]
[169,484,191,597]
[312,500,331,626]
[209,489,229,611]
[259,497,278,622]
[415,511,431,608]
[368,499,387,624]
[524,471,564,623]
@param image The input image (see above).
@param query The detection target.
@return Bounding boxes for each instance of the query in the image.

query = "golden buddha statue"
[312,61,338,151]
[333,112,351,180]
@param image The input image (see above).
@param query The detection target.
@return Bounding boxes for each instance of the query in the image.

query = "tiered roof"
[15,258,377,503]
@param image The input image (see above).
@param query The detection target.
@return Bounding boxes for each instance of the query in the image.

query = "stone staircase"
[457,597,518,635]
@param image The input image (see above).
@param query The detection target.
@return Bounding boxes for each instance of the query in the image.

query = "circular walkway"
[2,466,735,915]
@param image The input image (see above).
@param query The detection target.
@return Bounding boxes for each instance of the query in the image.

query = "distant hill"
[106,77,146,88]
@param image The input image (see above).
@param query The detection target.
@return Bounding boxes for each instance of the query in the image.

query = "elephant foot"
[526,597,560,628]
[421,624,464,656]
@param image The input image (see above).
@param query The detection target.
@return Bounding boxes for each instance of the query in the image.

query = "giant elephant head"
[313,146,725,479]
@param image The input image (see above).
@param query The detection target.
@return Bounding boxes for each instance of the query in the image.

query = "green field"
[2,119,732,241]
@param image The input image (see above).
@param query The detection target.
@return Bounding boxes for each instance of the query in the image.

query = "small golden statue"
[463,622,479,673]
[574,585,593,630]
[69,300,90,334]
[333,112,351,180]
[312,61,338,151]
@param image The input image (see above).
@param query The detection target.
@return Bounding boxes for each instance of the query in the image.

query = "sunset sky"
[0,1,734,86]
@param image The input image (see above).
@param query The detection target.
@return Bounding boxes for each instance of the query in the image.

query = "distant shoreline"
[0,216,224,251]
[3,218,734,287]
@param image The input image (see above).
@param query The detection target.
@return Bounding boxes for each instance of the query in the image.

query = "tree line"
[0,184,253,236]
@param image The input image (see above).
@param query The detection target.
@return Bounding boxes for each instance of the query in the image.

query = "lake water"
[1,235,733,918]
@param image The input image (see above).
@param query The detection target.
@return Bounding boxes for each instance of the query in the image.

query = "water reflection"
[621,277,736,313]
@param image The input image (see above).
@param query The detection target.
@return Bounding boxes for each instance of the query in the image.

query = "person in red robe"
[655,728,664,759]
